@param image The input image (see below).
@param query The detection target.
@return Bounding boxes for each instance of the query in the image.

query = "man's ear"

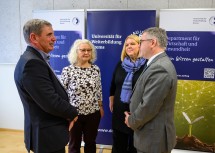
[151,39,157,48]
[29,33,38,43]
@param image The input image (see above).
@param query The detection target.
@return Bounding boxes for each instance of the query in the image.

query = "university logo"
[72,17,79,25]
[132,30,144,37]
[209,16,215,26]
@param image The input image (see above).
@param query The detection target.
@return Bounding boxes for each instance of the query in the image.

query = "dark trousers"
[31,148,65,153]
[68,111,101,153]
[51,148,65,153]
[112,129,137,153]
[137,151,170,153]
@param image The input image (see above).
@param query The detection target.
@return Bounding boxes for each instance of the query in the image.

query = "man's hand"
[69,116,78,131]
[124,111,130,127]
[109,96,114,113]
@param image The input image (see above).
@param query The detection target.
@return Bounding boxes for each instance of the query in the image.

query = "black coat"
[109,61,145,134]
[14,46,78,153]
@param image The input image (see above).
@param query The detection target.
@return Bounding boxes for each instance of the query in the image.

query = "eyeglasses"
[140,39,152,45]
[78,48,92,53]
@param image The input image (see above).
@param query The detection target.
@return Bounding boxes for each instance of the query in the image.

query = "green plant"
[182,112,204,137]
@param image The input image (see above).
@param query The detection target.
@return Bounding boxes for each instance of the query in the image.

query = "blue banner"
[167,31,215,81]
[160,9,215,152]
[87,10,156,145]
[50,31,82,76]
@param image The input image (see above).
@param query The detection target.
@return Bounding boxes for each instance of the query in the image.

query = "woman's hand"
[100,106,104,118]
[109,96,114,113]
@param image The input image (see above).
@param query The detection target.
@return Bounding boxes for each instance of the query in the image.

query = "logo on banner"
[132,30,144,37]
[209,16,215,26]
[72,17,79,25]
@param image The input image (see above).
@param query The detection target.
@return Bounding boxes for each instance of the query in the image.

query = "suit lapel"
[131,63,148,96]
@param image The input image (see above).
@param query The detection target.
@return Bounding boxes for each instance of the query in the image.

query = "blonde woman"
[61,39,104,153]
[109,34,147,153]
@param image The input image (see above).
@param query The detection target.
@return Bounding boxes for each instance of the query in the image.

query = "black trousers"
[50,148,65,153]
[112,129,137,153]
[137,151,170,153]
[68,111,101,153]
[31,148,65,153]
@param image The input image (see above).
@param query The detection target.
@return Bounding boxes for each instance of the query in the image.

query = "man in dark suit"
[125,27,178,153]
[14,19,78,153]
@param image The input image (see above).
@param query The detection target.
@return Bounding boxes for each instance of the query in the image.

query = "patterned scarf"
[120,57,146,103]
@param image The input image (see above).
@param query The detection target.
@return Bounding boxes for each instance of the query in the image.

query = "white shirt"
[147,51,164,66]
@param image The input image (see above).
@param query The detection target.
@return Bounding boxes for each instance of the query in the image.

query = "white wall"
[0,64,24,130]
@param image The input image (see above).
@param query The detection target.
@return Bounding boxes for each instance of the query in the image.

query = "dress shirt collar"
[29,45,50,63]
[147,51,164,66]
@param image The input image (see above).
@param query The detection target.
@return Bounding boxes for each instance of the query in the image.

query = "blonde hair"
[67,39,97,64]
[120,34,140,61]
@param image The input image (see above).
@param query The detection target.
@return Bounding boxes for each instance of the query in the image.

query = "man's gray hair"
[23,19,52,44]
[143,27,168,49]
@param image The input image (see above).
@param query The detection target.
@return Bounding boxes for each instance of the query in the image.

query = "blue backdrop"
[50,31,82,76]
[87,10,156,145]
[166,31,215,81]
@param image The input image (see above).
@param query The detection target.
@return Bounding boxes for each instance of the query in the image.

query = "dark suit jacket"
[128,52,177,153]
[14,46,78,153]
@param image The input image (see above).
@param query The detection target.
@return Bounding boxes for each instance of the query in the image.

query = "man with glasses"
[125,27,178,153]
